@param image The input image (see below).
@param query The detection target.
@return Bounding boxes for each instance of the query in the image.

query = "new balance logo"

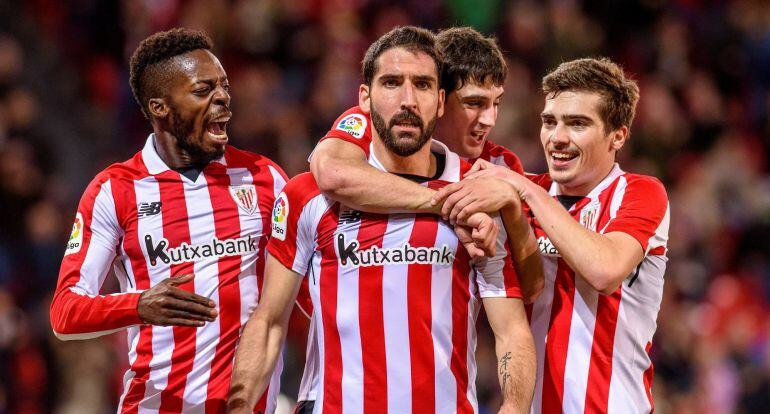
[144,234,258,266]
[336,233,454,267]
[138,202,162,218]
[338,209,361,225]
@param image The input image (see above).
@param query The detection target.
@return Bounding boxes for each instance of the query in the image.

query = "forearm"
[317,161,438,213]
[500,207,544,303]
[227,315,286,413]
[50,287,143,339]
[496,325,536,413]
[521,182,630,293]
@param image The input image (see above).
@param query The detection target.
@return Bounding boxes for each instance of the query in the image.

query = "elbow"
[311,158,349,196]
[583,269,624,295]
[522,278,544,305]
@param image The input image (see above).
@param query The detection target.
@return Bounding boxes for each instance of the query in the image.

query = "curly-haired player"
[50,28,287,413]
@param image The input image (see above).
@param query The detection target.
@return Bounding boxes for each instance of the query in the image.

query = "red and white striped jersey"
[526,164,669,414]
[50,135,287,414]
[270,140,522,414]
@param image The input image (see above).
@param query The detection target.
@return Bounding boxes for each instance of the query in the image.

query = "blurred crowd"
[0,0,769,413]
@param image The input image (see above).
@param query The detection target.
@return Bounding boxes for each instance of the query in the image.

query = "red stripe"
[318,206,343,414]
[203,166,245,412]
[541,259,576,414]
[407,214,438,413]
[254,384,269,414]
[114,179,154,413]
[648,246,665,255]
[356,214,388,411]
[158,173,196,413]
[584,288,622,413]
[450,243,474,413]
[643,342,655,413]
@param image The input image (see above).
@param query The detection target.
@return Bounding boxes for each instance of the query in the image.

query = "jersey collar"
[367,139,463,183]
[141,134,227,175]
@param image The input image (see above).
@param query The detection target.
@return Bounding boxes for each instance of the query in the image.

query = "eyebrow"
[460,91,505,101]
[193,75,228,85]
[540,112,593,122]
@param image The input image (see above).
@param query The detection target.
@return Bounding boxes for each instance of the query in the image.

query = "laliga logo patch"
[336,114,367,139]
[64,212,84,256]
[271,193,288,241]
[230,185,257,215]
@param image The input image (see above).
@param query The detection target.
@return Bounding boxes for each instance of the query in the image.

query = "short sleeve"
[473,216,523,299]
[316,106,373,157]
[601,176,669,254]
[267,174,324,276]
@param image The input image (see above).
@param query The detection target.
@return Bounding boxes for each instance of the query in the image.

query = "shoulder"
[225,146,287,175]
[525,172,552,190]
[618,173,668,204]
[280,172,322,205]
[483,140,524,174]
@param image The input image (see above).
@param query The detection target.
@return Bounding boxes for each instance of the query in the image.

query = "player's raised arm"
[227,254,302,413]
[310,129,439,214]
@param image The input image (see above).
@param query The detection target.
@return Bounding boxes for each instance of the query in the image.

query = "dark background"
[0,0,768,413]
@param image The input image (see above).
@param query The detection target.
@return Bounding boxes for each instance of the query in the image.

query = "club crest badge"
[336,114,367,139]
[579,201,601,232]
[230,185,258,215]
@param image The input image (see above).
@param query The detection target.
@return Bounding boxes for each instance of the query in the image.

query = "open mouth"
[469,130,486,144]
[550,151,578,166]
[206,116,230,141]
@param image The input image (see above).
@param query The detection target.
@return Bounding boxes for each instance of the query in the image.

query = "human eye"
[415,80,431,90]
[193,85,211,95]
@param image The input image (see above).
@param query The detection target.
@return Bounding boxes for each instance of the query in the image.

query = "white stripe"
[310,255,325,414]
[381,214,413,413]
[336,219,364,414]
[179,176,220,411]
[268,165,287,199]
[466,264,480,413]
[292,196,331,274]
[134,177,171,409]
[529,257,558,414]
[561,277,598,413]
[600,175,628,234]
[432,221,458,414]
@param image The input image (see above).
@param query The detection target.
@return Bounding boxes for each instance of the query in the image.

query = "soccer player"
[293,27,544,413]
[49,29,286,413]
[309,27,542,300]
[227,26,535,414]
[434,58,670,413]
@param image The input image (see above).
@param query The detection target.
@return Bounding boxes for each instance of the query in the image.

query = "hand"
[454,212,499,259]
[465,159,529,197]
[431,178,519,224]
[137,274,218,327]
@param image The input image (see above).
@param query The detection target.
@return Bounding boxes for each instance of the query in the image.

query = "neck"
[371,134,436,177]
[152,129,204,170]
[557,162,616,196]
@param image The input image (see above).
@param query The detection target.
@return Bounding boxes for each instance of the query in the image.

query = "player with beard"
[50,28,287,413]
[227,26,535,414]
[291,27,542,413]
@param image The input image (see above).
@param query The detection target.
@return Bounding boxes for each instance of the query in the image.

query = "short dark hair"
[437,27,507,93]
[361,26,442,86]
[129,28,213,118]
[542,58,640,133]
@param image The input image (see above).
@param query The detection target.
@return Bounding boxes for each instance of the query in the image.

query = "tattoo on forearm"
[499,351,512,392]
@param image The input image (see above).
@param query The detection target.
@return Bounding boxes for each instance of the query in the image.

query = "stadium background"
[0,0,768,412]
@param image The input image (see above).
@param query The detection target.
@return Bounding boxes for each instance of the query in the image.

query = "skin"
[137,49,234,324]
[434,78,504,159]
[227,47,534,413]
[148,49,232,169]
[434,90,645,294]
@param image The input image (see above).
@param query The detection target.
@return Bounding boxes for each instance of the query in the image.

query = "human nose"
[400,82,417,111]
[549,123,570,145]
[478,105,497,128]
[213,85,230,107]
